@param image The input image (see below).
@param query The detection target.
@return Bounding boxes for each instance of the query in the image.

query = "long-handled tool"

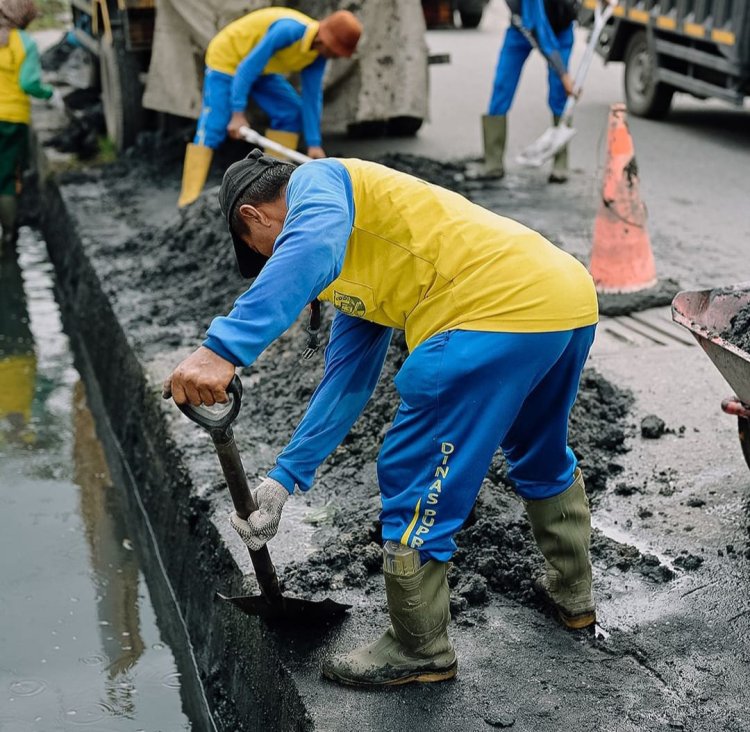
[175,375,350,623]
[238,125,312,165]
[516,1,616,167]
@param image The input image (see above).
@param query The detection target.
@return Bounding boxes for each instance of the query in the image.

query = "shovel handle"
[176,375,243,437]
[174,374,283,604]
[213,433,284,605]
[238,125,312,165]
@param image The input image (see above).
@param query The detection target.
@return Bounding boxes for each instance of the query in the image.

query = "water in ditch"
[0,229,211,731]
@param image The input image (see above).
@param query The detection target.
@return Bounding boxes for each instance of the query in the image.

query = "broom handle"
[562,1,616,122]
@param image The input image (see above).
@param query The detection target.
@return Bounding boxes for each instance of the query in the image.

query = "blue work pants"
[194,68,303,149]
[378,326,596,562]
[488,24,574,117]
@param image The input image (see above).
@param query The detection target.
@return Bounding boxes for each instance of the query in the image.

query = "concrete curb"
[31,136,312,732]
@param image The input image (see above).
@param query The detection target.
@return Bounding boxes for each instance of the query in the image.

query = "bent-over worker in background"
[177,7,362,208]
[483,0,578,182]
[0,0,61,252]
[165,151,599,687]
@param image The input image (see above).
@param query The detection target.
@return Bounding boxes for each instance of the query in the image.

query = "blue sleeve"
[231,19,307,112]
[203,160,354,367]
[269,313,392,492]
[521,0,567,79]
[300,56,326,148]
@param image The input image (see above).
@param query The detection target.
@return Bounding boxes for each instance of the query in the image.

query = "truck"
[421,0,491,29]
[580,0,750,118]
[69,0,430,150]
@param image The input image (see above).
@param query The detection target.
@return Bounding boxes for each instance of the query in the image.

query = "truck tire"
[99,31,144,151]
[624,31,673,119]
[459,9,483,28]
[386,116,424,137]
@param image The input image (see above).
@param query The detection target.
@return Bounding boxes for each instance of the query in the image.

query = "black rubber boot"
[480,114,507,179]
[548,114,569,184]
[0,195,19,255]
[525,469,596,629]
[321,556,457,687]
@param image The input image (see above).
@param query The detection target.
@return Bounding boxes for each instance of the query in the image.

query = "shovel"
[175,375,351,624]
[516,0,616,167]
[238,125,312,165]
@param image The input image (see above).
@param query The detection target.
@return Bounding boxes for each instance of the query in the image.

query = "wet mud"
[53,147,684,621]
[722,300,750,354]
[596,277,682,317]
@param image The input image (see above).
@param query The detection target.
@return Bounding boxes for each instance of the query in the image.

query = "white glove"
[229,477,289,551]
[48,88,65,111]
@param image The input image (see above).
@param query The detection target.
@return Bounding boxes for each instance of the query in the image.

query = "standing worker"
[164,151,599,687]
[177,7,362,208]
[0,0,59,252]
[483,0,578,182]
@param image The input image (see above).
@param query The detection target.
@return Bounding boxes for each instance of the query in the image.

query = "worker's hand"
[227,112,251,140]
[230,478,290,550]
[162,346,236,407]
[561,73,579,98]
[306,146,326,159]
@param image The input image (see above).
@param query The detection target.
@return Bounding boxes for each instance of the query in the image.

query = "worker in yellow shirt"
[165,152,599,687]
[177,7,362,208]
[0,0,59,252]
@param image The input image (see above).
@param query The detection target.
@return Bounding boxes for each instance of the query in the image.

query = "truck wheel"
[624,31,673,119]
[386,116,423,137]
[459,9,483,28]
[99,31,144,151]
[346,120,388,139]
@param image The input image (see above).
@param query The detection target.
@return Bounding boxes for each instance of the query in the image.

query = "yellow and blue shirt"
[0,28,53,124]
[206,7,325,147]
[204,159,598,490]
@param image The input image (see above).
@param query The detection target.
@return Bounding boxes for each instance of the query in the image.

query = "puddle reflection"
[0,231,193,730]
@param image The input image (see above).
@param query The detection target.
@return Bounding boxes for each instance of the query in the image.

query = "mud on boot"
[525,469,596,629]
[321,547,457,687]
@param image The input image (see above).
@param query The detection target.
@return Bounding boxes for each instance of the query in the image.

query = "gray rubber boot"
[481,114,507,179]
[0,195,19,255]
[548,114,569,184]
[321,556,457,687]
[525,469,596,629]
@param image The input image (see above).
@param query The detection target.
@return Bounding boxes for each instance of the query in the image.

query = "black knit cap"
[218,149,284,279]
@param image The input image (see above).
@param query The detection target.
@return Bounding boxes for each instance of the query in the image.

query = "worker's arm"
[518,0,568,82]
[299,55,326,150]
[269,313,392,492]
[18,31,53,99]
[230,18,308,112]
[202,160,353,367]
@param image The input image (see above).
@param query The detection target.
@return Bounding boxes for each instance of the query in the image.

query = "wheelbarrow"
[672,283,750,471]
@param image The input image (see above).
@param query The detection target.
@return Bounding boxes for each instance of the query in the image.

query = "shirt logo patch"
[333,291,366,316]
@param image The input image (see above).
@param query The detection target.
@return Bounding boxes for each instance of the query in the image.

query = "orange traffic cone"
[589,103,657,293]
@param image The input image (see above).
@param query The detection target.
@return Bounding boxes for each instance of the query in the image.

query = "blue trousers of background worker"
[378,325,596,562]
[194,68,303,149]
[488,24,574,117]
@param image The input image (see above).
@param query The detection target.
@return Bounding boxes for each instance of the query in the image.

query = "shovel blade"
[517,125,577,167]
[217,592,351,625]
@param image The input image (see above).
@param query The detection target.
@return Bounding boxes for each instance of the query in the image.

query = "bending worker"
[177,7,362,208]
[0,0,58,251]
[164,151,599,687]
[483,0,578,182]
